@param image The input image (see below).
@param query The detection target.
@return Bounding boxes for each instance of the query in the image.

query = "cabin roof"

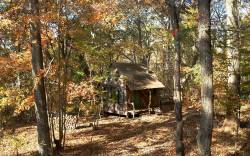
[113,62,165,91]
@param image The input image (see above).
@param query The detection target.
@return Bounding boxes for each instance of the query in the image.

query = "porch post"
[120,75,128,117]
[148,89,152,114]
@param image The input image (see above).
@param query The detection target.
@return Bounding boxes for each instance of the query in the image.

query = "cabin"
[103,62,165,116]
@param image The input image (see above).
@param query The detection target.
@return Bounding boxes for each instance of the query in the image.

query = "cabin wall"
[127,89,161,110]
[152,89,161,108]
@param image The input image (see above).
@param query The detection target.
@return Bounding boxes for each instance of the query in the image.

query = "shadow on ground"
[12,106,250,156]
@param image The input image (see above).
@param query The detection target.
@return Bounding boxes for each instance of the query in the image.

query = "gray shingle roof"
[113,62,165,90]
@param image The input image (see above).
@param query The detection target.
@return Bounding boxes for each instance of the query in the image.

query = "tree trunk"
[135,1,147,67]
[225,0,240,114]
[137,16,147,66]
[29,0,52,155]
[225,0,240,150]
[167,0,184,155]
[55,30,69,151]
[57,30,63,150]
[197,1,213,155]
[79,53,90,76]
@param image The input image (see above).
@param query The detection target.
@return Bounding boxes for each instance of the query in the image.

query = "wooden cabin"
[103,62,165,116]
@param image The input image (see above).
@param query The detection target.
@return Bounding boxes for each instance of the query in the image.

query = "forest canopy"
[0,0,250,155]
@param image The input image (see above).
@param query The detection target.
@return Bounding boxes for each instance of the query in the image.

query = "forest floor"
[1,104,250,156]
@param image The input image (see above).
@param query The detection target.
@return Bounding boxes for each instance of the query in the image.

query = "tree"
[197,0,213,155]
[225,0,240,114]
[29,0,52,155]
[166,0,184,155]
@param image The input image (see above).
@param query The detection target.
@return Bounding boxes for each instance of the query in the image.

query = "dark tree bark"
[29,0,52,155]
[135,1,148,67]
[167,0,184,155]
[54,30,68,151]
[79,53,90,76]
[197,0,213,155]
[137,13,147,66]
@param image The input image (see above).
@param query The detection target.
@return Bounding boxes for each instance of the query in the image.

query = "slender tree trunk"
[137,16,147,66]
[138,16,143,49]
[225,0,240,150]
[135,1,147,67]
[167,0,184,155]
[29,0,52,155]
[79,53,90,76]
[197,1,213,155]
[55,31,68,150]
[225,0,240,114]
[57,32,63,150]
[62,34,70,148]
